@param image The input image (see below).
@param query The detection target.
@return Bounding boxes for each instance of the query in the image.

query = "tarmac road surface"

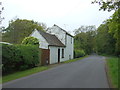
[3,55,109,88]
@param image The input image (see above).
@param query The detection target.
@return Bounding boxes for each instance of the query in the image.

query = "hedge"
[74,49,85,58]
[2,43,40,75]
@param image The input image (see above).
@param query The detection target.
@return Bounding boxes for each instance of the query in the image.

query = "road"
[3,55,109,88]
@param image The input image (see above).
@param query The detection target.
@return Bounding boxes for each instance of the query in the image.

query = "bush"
[22,36,39,46]
[2,43,21,74]
[16,44,40,70]
[2,43,40,75]
[74,49,85,58]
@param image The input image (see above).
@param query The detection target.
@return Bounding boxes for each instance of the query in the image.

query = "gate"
[41,49,50,66]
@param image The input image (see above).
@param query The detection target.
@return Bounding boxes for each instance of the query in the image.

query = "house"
[30,24,74,65]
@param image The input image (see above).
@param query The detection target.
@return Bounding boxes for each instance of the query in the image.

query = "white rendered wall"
[47,26,66,45]
[30,30,49,49]
[49,46,59,64]
[64,35,74,60]
[47,26,74,62]
[49,46,66,64]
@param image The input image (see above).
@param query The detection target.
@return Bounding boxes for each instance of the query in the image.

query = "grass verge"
[106,57,118,88]
[63,55,88,63]
[2,55,88,84]
[2,66,49,84]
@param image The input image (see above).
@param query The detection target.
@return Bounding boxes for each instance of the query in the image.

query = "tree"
[74,25,97,54]
[92,0,120,11]
[74,25,96,35]
[22,36,39,46]
[92,0,120,56]
[0,2,4,24]
[106,10,120,55]
[2,19,45,44]
[95,23,116,55]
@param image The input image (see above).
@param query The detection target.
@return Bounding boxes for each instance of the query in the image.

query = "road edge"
[104,58,114,88]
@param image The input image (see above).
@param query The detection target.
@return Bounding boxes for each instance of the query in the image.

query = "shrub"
[16,44,40,70]
[2,43,40,75]
[74,49,85,58]
[22,36,39,46]
[2,43,21,74]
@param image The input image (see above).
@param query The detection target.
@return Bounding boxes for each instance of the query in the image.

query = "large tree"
[2,19,45,44]
[95,22,116,55]
[74,25,96,54]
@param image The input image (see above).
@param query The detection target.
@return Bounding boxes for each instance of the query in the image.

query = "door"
[41,49,50,65]
[58,49,60,63]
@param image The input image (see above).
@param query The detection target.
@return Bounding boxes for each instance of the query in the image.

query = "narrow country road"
[3,55,109,88]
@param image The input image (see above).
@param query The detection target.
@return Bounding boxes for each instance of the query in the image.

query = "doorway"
[58,49,60,63]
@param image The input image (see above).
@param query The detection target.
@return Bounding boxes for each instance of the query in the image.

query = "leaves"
[74,26,96,54]
[92,0,120,11]
[22,36,39,46]
[2,19,45,44]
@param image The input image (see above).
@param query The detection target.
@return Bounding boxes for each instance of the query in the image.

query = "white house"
[30,24,74,65]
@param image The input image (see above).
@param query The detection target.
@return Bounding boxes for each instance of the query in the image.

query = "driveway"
[3,55,109,88]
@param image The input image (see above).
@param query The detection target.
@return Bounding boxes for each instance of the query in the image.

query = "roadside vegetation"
[2,66,49,83]
[106,57,118,88]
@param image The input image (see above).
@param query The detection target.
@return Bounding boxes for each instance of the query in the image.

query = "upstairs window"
[71,37,72,44]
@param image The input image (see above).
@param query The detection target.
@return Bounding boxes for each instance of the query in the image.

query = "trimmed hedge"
[2,43,40,75]
[74,49,85,58]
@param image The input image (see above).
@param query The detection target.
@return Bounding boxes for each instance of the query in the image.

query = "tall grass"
[106,57,118,88]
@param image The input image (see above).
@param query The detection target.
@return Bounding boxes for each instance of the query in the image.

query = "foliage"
[106,57,118,88]
[92,0,120,56]
[74,26,96,55]
[92,0,120,11]
[74,25,96,35]
[2,43,40,75]
[95,23,116,55]
[74,49,85,58]
[16,44,40,69]
[107,10,120,55]
[2,19,45,44]
[0,2,4,24]
[22,36,39,47]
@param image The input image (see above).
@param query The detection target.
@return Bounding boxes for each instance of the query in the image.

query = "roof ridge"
[53,24,73,37]
[37,29,65,47]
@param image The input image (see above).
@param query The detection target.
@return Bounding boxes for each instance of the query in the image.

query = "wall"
[65,34,74,60]
[47,26,66,45]
[49,35,74,64]
[30,30,49,49]
[49,46,65,64]
[47,25,74,62]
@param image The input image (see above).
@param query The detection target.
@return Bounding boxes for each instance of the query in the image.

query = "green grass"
[2,55,88,84]
[2,66,49,83]
[106,57,118,88]
[63,55,88,63]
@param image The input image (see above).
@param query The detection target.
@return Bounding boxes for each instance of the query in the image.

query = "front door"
[58,49,60,63]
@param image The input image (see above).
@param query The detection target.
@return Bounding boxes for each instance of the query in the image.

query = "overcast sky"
[1,0,114,35]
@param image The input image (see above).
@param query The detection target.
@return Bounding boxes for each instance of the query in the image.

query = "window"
[62,49,64,58]
[71,37,72,44]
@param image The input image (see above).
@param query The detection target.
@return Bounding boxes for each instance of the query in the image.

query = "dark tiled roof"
[38,30,65,47]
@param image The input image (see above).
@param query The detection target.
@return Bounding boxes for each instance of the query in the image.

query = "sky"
[1,0,114,35]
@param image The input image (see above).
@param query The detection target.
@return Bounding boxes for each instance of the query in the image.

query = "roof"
[38,30,65,47]
[53,24,74,37]
[0,42,12,45]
